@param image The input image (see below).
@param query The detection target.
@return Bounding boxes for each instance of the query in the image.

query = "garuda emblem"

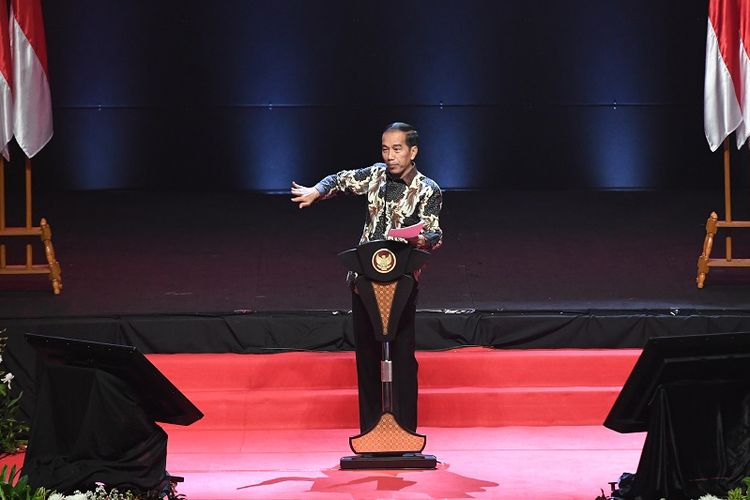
[372,248,396,274]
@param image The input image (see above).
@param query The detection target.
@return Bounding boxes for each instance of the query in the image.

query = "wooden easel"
[0,157,61,294]
[696,137,750,288]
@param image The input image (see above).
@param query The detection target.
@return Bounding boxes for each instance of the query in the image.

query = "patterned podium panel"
[372,281,398,336]
[349,412,426,454]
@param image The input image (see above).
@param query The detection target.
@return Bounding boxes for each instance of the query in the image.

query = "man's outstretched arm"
[292,166,376,210]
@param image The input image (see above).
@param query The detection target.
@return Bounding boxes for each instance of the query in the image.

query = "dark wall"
[19,0,740,191]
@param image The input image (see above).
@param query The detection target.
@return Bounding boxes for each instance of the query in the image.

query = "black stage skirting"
[4,310,750,355]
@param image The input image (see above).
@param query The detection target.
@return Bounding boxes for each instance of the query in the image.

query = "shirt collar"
[386,162,418,186]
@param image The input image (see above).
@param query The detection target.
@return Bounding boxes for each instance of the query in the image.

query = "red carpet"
[142,348,646,499]
[150,347,640,429]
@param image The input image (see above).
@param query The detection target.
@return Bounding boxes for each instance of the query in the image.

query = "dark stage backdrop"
[15,0,746,191]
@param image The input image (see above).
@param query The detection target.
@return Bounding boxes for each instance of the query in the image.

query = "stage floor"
[0,425,644,499]
[161,425,645,499]
[1,189,750,319]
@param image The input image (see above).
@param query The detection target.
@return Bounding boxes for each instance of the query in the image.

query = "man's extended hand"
[291,181,321,209]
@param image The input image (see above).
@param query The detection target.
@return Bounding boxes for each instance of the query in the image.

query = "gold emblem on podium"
[372,248,396,274]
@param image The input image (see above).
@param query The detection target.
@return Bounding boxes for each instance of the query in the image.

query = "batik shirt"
[314,163,443,252]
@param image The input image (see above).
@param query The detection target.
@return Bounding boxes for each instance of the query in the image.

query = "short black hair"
[384,122,419,148]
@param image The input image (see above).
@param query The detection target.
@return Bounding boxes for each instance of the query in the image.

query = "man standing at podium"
[290,122,443,433]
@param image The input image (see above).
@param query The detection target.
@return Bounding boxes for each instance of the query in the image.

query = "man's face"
[382,130,418,179]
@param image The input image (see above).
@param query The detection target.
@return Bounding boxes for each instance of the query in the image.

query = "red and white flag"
[704,0,750,151]
[10,0,52,158]
[735,1,750,148]
[0,0,13,161]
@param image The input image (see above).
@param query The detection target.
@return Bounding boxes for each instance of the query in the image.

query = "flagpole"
[0,158,5,269]
[723,138,732,260]
[24,157,32,267]
[25,157,31,228]
[0,157,4,231]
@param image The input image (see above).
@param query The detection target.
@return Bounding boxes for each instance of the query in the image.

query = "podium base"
[340,453,437,470]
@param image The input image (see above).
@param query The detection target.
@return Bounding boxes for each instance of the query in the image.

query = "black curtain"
[21,362,167,493]
[623,381,750,499]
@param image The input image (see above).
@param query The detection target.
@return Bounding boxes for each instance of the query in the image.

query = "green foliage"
[0,464,46,500]
[728,488,745,500]
[715,477,750,500]
[0,334,28,454]
[0,392,28,455]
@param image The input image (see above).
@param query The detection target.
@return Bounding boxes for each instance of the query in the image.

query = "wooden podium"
[697,138,750,288]
[337,240,436,470]
[0,158,62,294]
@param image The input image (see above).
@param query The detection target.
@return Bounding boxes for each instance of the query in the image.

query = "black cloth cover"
[352,285,418,433]
[21,363,167,493]
[624,380,750,499]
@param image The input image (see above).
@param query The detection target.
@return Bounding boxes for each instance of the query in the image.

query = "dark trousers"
[351,286,418,433]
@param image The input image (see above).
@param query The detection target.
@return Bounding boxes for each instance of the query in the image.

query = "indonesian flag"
[704,0,750,151]
[10,0,52,158]
[0,0,12,161]
[737,1,750,148]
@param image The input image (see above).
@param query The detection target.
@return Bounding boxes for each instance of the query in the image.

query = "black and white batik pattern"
[316,163,443,252]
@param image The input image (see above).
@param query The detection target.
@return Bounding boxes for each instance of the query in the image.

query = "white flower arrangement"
[1,372,14,390]
[47,485,138,499]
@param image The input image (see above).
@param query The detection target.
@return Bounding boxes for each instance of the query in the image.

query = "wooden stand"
[337,241,435,470]
[0,157,62,294]
[697,138,750,288]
